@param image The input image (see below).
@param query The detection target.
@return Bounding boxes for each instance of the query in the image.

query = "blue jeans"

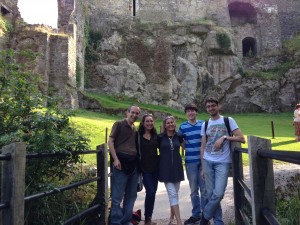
[110,167,138,225]
[185,162,208,218]
[143,170,159,219]
[203,160,230,225]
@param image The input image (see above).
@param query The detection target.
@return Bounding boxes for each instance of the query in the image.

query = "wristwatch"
[223,135,227,140]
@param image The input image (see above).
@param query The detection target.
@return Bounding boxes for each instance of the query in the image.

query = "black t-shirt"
[137,133,159,173]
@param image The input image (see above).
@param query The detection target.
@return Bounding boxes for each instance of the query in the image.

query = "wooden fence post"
[248,136,276,225]
[97,144,109,225]
[1,142,26,225]
[231,142,244,225]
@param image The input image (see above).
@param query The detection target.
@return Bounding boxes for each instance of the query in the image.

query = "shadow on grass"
[272,140,297,147]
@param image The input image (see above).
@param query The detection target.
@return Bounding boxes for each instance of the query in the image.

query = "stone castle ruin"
[0,0,300,112]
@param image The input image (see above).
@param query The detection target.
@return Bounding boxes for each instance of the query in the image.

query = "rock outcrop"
[85,16,300,113]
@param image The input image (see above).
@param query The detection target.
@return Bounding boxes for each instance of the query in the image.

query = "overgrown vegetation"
[277,190,300,225]
[283,34,300,55]
[0,15,13,33]
[244,34,300,79]
[216,32,231,50]
[244,61,296,80]
[236,60,244,76]
[0,49,92,224]
[84,20,102,63]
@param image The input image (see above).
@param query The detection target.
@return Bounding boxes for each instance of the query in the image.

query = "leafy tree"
[0,49,91,224]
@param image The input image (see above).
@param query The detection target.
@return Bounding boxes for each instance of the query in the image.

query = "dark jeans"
[110,167,138,225]
[143,170,159,219]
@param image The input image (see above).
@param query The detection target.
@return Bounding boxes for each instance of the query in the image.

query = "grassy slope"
[70,94,299,165]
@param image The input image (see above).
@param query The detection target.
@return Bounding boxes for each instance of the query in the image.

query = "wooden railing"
[232,136,300,225]
[0,142,109,225]
[1,135,299,225]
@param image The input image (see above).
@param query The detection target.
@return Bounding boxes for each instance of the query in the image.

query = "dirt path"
[134,163,299,225]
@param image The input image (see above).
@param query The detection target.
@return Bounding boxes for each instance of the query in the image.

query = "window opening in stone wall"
[242,37,256,57]
[229,2,257,26]
[1,4,11,16]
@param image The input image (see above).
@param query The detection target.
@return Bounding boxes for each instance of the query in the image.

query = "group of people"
[108,97,245,225]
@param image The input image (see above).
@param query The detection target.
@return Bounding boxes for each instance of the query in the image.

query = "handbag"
[137,133,143,192]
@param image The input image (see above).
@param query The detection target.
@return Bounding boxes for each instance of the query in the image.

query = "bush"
[276,190,300,225]
[216,32,231,50]
[0,49,92,224]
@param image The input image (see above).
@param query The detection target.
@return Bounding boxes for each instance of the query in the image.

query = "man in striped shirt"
[178,103,208,225]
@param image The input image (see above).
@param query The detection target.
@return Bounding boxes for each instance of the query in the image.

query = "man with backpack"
[178,103,208,225]
[200,97,245,225]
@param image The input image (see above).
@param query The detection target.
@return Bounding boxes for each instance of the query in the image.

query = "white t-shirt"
[294,109,300,122]
[201,116,239,163]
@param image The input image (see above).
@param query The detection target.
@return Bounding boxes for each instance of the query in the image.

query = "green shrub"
[0,49,91,224]
[276,190,300,225]
[283,34,300,55]
[0,15,13,33]
[216,32,231,49]
[236,60,245,76]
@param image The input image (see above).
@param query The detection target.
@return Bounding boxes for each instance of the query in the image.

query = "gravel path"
[134,163,299,225]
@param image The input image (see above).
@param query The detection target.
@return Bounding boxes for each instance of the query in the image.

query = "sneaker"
[184,216,201,225]
[199,215,210,225]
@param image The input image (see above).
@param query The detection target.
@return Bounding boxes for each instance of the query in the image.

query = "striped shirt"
[178,120,203,163]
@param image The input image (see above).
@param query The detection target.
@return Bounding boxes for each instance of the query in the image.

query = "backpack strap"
[205,117,231,141]
[204,120,208,140]
[223,117,232,136]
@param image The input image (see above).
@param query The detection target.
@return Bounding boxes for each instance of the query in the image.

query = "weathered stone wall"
[48,34,78,108]
[9,24,78,109]
[0,0,19,50]
[57,0,74,28]
[58,0,85,90]
[88,0,230,26]
[14,27,50,94]
[277,0,300,41]
[229,0,282,57]
[88,0,289,58]
[73,0,85,90]
[1,0,18,11]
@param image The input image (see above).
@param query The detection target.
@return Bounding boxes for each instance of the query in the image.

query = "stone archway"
[242,37,256,57]
[228,2,257,26]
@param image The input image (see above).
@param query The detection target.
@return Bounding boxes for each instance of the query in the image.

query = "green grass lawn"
[70,107,299,165]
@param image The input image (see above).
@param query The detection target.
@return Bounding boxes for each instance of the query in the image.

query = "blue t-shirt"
[178,120,203,163]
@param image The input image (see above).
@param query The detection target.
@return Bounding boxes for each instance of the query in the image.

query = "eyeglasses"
[206,104,217,109]
[164,115,174,121]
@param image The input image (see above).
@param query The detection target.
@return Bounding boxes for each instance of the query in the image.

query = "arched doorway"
[242,37,256,57]
[228,2,257,26]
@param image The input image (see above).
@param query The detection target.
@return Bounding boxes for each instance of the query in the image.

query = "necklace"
[168,135,174,151]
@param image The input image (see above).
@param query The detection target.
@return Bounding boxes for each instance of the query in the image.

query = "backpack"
[204,117,231,140]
